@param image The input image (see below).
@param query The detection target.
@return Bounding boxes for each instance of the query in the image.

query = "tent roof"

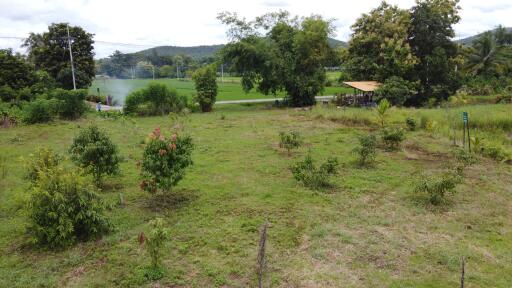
[343,81,381,92]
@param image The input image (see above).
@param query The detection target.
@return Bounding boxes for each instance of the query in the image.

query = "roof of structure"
[342,81,381,92]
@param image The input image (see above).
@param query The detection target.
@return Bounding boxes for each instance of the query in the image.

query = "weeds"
[353,134,377,167]
[279,131,303,155]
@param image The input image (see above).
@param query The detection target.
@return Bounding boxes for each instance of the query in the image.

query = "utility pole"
[221,64,224,83]
[66,25,77,90]
[176,65,179,79]
[152,65,155,80]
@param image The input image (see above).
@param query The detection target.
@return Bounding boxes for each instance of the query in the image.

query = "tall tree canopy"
[24,23,95,89]
[408,0,461,104]
[345,0,462,106]
[0,49,36,90]
[346,2,417,82]
[219,11,334,107]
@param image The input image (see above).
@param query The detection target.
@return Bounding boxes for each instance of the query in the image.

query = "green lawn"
[1,104,511,287]
[89,77,351,104]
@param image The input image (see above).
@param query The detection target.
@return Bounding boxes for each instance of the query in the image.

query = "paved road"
[215,95,335,105]
[93,95,336,111]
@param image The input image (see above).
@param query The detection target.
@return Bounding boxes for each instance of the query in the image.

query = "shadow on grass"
[146,188,199,211]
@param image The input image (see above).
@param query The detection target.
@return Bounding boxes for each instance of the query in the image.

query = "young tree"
[346,2,417,82]
[192,64,218,112]
[219,11,334,107]
[23,23,95,89]
[69,125,120,187]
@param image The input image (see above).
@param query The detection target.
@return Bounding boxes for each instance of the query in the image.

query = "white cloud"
[0,0,511,58]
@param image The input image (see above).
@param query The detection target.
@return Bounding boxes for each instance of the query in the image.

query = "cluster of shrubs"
[1,89,88,125]
[124,83,189,116]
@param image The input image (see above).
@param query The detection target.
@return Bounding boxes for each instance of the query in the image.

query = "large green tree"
[219,11,334,107]
[346,2,417,82]
[24,23,95,89]
[408,0,461,104]
[0,49,36,90]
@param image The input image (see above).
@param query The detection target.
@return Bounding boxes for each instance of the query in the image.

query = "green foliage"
[22,99,56,124]
[382,127,405,151]
[24,147,62,183]
[27,167,112,248]
[405,117,417,131]
[0,49,37,91]
[453,148,477,175]
[124,83,187,116]
[483,145,510,162]
[140,127,193,194]
[353,134,377,166]
[192,64,218,112]
[345,2,416,82]
[0,85,18,102]
[220,11,333,107]
[414,172,462,205]
[408,0,461,104]
[375,99,391,127]
[146,218,170,269]
[290,154,339,190]
[49,88,87,119]
[69,125,120,186]
[23,23,95,89]
[279,131,303,154]
[374,76,416,106]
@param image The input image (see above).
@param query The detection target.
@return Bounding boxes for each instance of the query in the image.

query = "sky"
[0,0,511,58]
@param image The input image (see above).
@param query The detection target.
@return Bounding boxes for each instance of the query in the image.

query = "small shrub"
[192,64,218,112]
[69,125,120,187]
[375,99,390,127]
[405,117,417,131]
[382,127,405,150]
[414,172,462,205]
[279,131,303,154]
[140,127,193,194]
[290,154,339,190]
[353,134,377,166]
[146,218,170,270]
[25,147,62,183]
[27,167,112,248]
[483,145,509,162]
[453,148,477,176]
[22,99,56,124]
[50,89,87,119]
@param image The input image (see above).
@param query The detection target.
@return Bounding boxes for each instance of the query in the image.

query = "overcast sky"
[1,0,511,58]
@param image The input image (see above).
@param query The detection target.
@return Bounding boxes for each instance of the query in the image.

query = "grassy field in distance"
[1,103,511,287]
[89,74,350,104]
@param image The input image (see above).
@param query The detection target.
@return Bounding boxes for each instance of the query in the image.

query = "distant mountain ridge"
[131,37,347,59]
[455,27,512,46]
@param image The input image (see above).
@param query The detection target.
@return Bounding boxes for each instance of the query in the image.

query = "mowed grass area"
[89,74,350,104]
[1,104,512,287]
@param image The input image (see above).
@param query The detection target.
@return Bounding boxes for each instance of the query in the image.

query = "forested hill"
[455,27,512,46]
[132,38,347,59]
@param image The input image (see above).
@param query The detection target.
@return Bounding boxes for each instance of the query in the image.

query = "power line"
[0,36,156,48]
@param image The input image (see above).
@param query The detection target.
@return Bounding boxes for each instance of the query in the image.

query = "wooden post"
[460,256,465,288]
[257,221,269,288]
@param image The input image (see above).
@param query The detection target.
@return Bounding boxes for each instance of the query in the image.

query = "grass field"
[1,103,511,287]
[89,74,350,104]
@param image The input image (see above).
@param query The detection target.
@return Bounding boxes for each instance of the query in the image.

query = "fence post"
[460,256,465,288]
[257,221,269,288]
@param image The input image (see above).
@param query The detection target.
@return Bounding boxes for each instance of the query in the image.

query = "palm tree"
[464,26,512,77]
